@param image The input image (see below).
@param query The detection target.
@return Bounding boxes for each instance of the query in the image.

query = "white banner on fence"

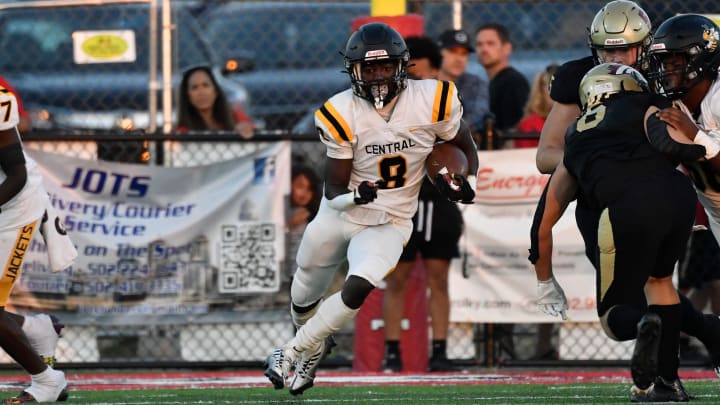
[18,142,290,315]
[449,148,598,323]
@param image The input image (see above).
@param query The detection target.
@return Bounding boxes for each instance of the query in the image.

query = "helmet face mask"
[349,59,405,109]
[647,14,720,100]
[343,23,409,109]
[579,62,648,110]
[588,0,652,69]
[647,52,692,99]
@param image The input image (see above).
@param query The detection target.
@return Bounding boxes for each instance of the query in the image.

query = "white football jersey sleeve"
[679,79,720,241]
[0,87,46,231]
[314,79,463,221]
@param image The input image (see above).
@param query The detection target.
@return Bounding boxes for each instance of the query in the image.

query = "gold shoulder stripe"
[317,101,353,144]
[432,80,454,123]
[0,88,9,95]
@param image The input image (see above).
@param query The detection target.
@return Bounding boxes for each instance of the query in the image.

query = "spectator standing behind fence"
[176,65,255,138]
[284,166,321,297]
[475,22,529,149]
[0,86,68,403]
[381,35,464,372]
[436,30,490,138]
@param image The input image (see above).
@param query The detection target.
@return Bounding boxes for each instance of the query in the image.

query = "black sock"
[606,304,645,341]
[432,340,446,359]
[679,294,708,340]
[649,304,681,381]
[385,340,400,358]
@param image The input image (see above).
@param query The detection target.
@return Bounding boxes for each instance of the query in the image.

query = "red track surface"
[0,369,716,391]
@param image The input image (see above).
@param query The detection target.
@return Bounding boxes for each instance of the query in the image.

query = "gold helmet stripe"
[432,80,454,123]
[316,101,353,144]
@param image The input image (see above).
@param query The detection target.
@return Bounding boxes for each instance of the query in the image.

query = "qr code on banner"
[219,222,279,293]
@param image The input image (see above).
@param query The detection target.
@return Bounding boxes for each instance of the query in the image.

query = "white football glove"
[537,277,568,320]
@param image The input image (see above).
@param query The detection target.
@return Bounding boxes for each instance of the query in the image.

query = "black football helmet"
[343,23,409,109]
[647,14,720,99]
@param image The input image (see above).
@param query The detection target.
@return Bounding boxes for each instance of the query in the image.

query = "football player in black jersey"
[532,63,704,402]
[529,10,720,401]
[536,0,652,174]
[535,0,654,274]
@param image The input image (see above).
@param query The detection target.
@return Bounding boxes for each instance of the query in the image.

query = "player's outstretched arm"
[536,102,579,174]
[531,162,575,320]
[531,162,577,279]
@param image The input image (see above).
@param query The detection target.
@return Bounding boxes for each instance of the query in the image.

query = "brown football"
[425,142,468,183]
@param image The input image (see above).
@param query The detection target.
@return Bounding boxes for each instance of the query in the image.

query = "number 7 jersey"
[314,79,463,221]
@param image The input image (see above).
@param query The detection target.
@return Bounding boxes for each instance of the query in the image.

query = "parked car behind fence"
[0,0,247,133]
[201,1,370,132]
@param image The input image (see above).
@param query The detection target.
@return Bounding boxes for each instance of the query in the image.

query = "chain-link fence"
[2,0,719,369]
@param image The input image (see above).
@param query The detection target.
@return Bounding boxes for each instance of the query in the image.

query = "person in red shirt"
[513,64,558,148]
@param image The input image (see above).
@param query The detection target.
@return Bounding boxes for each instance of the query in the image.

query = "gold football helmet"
[588,0,652,68]
[579,62,648,109]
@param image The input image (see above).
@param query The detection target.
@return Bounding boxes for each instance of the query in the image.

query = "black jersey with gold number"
[563,92,675,207]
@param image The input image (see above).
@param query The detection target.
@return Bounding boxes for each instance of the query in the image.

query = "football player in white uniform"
[646,13,720,380]
[264,22,478,395]
[649,14,720,238]
[0,87,68,402]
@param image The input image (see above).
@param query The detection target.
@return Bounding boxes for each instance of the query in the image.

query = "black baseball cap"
[438,29,474,52]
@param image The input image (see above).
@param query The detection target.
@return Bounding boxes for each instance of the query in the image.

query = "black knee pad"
[292,298,322,315]
[341,275,374,309]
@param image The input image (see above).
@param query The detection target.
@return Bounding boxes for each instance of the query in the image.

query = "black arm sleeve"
[646,114,705,162]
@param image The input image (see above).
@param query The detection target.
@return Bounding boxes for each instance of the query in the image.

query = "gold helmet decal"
[703,26,719,52]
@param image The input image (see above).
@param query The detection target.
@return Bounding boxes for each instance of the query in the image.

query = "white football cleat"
[289,337,333,396]
[263,345,298,389]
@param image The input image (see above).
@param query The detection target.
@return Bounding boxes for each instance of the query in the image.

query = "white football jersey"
[314,79,462,222]
[0,87,46,231]
[677,79,720,240]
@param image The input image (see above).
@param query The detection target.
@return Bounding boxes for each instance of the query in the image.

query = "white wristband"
[693,129,720,160]
[326,192,355,211]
